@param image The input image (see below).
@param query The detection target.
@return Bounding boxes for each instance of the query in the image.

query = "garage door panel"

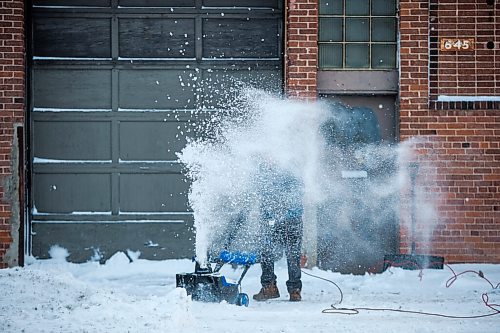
[34,0,111,6]
[119,19,195,58]
[34,69,112,110]
[202,69,282,109]
[34,121,112,161]
[119,0,195,7]
[203,0,279,7]
[119,121,190,161]
[120,174,190,213]
[34,174,112,214]
[203,18,280,58]
[34,17,111,58]
[119,69,197,110]
[31,221,194,262]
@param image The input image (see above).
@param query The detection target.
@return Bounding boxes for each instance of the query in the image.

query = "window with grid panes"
[319,0,397,70]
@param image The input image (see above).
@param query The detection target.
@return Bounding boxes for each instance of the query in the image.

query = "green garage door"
[30,0,283,262]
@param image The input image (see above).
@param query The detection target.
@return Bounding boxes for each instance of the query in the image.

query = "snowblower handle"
[219,250,258,265]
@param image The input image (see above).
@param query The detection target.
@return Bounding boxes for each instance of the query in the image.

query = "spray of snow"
[396,137,441,253]
[179,89,331,264]
[178,89,441,268]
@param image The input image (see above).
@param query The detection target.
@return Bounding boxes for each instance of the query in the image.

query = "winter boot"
[253,281,280,301]
[289,289,301,302]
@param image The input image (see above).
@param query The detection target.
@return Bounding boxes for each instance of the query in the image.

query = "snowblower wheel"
[236,293,249,307]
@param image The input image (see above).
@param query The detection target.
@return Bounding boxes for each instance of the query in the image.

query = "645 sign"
[440,38,475,51]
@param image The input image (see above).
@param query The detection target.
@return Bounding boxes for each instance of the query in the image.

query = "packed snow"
[1,250,499,333]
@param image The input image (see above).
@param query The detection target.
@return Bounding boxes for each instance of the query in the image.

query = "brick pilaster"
[0,0,25,268]
[285,0,318,100]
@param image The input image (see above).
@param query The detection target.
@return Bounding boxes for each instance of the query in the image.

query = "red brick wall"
[429,0,500,99]
[399,0,429,115]
[0,0,25,268]
[428,109,500,263]
[400,0,500,263]
[285,0,318,99]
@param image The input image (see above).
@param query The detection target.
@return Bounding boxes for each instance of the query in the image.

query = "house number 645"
[440,38,475,51]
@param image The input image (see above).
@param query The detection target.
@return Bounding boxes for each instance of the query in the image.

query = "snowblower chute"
[176,250,257,306]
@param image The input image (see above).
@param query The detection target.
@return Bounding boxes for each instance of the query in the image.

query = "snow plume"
[396,138,441,255]
[179,89,330,264]
[179,89,441,269]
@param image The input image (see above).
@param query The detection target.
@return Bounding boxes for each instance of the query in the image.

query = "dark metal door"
[317,95,398,274]
[30,0,283,262]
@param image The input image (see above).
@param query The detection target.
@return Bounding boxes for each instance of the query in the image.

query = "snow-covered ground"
[1,251,499,333]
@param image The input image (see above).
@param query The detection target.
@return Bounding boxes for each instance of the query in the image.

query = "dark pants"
[260,217,303,292]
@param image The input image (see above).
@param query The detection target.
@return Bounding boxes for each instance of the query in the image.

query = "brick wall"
[400,0,500,263]
[429,0,500,99]
[0,0,25,268]
[285,0,318,99]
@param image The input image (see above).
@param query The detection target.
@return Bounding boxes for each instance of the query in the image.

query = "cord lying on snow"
[302,264,500,318]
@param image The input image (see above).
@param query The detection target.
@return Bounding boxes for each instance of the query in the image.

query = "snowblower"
[176,250,257,306]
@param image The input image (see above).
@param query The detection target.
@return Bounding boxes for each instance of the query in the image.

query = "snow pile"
[0,253,499,333]
[48,245,70,262]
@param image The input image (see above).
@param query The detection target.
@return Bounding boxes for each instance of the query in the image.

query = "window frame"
[318,0,399,71]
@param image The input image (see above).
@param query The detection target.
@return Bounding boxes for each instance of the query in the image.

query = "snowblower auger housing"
[176,250,257,306]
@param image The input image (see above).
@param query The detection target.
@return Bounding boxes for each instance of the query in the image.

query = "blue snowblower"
[176,250,257,306]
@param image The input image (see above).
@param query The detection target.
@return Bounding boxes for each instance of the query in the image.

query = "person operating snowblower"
[176,155,304,305]
[252,157,304,302]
